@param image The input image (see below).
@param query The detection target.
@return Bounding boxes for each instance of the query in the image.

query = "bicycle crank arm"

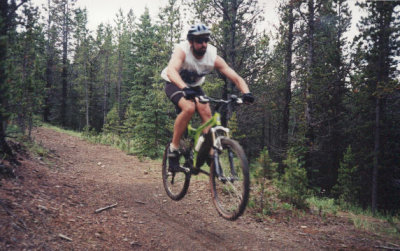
[179,166,191,173]
[198,169,209,176]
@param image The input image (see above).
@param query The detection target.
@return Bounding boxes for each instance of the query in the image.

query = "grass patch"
[346,209,400,239]
[41,124,144,160]
[41,123,83,138]
[307,196,339,216]
[22,136,50,158]
[350,213,400,238]
[308,196,400,238]
[10,134,55,168]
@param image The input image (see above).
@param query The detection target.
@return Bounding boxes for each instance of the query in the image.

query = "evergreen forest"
[1,0,399,215]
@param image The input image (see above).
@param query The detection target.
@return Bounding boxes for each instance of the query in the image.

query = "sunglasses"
[193,37,210,44]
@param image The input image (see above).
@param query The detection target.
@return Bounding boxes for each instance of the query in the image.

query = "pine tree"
[43,0,60,123]
[0,0,28,158]
[113,9,133,125]
[8,3,46,137]
[281,0,295,156]
[55,0,76,127]
[72,7,91,129]
[95,24,114,127]
[288,0,351,191]
[351,1,399,213]
[332,146,359,206]
[125,8,172,158]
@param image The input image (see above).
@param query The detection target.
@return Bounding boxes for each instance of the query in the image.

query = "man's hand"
[242,93,255,103]
[182,87,198,99]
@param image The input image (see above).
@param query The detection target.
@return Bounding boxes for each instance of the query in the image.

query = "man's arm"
[166,48,187,89]
[214,56,250,94]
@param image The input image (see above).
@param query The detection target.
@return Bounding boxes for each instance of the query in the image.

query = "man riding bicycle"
[161,23,254,171]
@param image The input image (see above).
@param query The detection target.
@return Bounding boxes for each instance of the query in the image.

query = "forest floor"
[0,127,399,250]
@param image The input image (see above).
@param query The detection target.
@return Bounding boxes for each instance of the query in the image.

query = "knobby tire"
[210,138,250,220]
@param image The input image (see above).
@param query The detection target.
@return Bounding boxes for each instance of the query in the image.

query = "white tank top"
[161,41,217,87]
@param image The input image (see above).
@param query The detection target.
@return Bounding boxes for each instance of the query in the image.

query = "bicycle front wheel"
[162,143,191,201]
[210,138,250,220]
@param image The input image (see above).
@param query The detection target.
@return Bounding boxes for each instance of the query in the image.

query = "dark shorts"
[164,81,205,107]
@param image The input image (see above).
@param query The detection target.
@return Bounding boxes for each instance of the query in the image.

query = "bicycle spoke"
[226,179,243,201]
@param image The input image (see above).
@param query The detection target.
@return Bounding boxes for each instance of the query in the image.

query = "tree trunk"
[43,0,53,123]
[61,0,69,127]
[305,0,315,172]
[0,0,11,156]
[44,57,53,123]
[282,1,294,154]
[372,97,380,213]
[221,75,228,126]
[85,77,89,128]
[117,50,123,123]
[305,0,314,131]
[218,0,239,126]
[371,2,394,214]
[103,51,109,126]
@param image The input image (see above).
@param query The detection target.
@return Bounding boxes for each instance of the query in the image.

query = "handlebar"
[195,95,244,114]
[198,95,243,105]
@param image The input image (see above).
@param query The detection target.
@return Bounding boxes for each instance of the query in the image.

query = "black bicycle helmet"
[187,23,211,40]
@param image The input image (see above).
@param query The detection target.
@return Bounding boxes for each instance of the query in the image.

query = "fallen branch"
[374,246,400,250]
[135,200,146,205]
[95,203,118,213]
[58,233,73,242]
[131,240,141,247]
[37,205,49,211]
[388,243,400,248]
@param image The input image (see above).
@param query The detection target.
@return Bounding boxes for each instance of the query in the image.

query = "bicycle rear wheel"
[162,143,191,200]
[210,138,250,220]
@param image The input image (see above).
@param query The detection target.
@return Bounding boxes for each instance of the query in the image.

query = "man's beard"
[193,46,206,57]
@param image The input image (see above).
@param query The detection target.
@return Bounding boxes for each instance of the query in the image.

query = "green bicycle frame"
[187,111,222,168]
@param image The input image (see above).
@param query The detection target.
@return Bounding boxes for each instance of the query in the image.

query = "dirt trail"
[0,127,398,250]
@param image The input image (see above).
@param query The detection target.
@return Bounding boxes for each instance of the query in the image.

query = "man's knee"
[180,100,196,115]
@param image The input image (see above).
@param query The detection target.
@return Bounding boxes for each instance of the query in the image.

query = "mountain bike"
[162,95,250,221]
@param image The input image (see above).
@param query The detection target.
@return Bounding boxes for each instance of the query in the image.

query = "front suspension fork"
[213,150,222,178]
[213,148,238,182]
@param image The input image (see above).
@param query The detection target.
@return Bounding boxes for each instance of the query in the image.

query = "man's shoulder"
[175,41,190,52]
[207,44,217,54]
[206,44,217,62]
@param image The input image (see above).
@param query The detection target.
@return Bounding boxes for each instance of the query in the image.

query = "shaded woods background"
[0,0,399,214]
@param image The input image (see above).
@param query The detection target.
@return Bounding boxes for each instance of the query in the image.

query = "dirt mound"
[0,127,398,250]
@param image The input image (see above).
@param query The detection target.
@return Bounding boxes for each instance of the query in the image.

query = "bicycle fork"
[213,147,238,183]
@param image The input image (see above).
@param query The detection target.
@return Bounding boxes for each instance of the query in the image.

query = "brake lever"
[198,95,210,104]
[229,95,243,105]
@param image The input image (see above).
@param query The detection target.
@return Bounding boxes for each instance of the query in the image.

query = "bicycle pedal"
[218,176,227,183]
[180,166,191,173]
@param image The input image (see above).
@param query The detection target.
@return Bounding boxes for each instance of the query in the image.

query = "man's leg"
[171,98,196,149]
[195,101,213,167]
[196,100,212,133]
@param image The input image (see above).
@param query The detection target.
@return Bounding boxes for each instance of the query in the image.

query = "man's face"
[191,35,209,57]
